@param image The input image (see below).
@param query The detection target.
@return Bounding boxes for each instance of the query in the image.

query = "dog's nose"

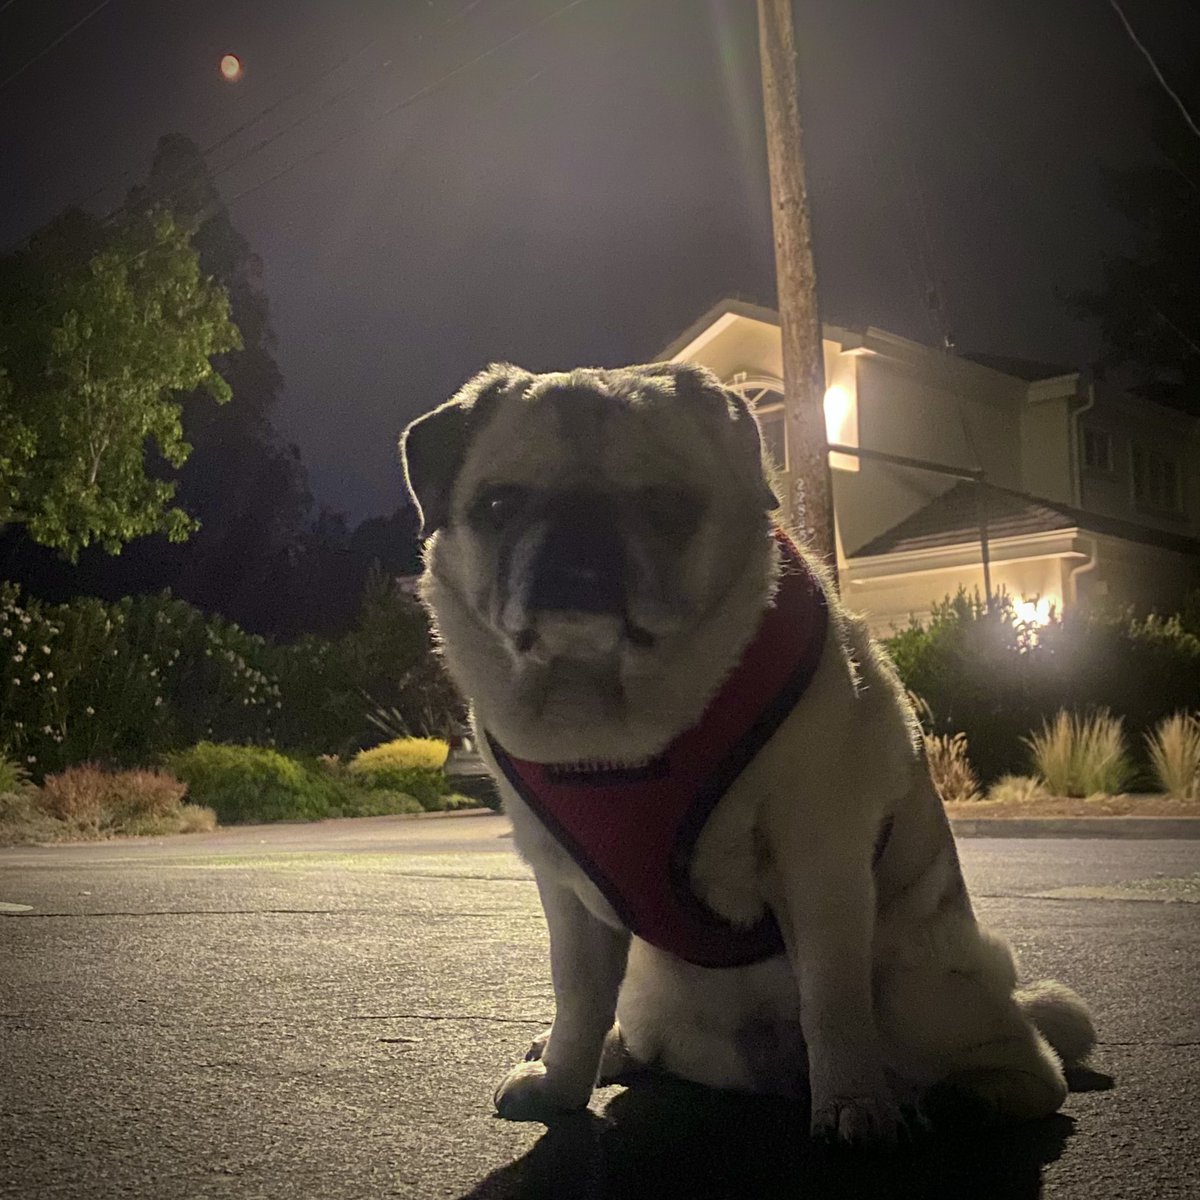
[527,496,625,615]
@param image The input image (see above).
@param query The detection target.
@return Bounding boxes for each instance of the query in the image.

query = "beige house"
[664,299,1200,633]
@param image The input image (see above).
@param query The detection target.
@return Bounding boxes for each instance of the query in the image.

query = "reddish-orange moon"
[219,54,242,82]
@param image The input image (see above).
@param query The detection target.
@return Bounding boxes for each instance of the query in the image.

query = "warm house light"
[824,383,859,472]
[1014,596,1058,627]
[220,54,243,82]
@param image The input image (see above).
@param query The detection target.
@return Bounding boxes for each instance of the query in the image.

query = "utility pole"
[757,0,837,577]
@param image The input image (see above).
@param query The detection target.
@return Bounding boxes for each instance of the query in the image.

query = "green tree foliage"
[124,134,314,625]
[1071,71,1200,412]
[0,209,240,556]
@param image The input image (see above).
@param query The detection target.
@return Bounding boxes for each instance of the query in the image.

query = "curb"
[950,817,1200,839]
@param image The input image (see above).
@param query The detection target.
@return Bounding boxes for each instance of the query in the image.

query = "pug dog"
[400,361,1095,1148]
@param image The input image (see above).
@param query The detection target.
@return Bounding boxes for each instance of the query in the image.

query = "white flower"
[12,654,22,663]
[27,755,36,763]
[45,672,52,679]
[12,677,19,686]
[42,725,52,734]
[154,696,163,707]
[31,672,40,682]
[16,642,26,654]
[41,645,50,654]
[85,706,95,716]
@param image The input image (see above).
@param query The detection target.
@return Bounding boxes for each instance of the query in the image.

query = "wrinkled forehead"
[456,370,718,495]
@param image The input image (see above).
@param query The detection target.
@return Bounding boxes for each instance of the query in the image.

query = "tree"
[0,209,240,557]
[123,135,315,626]
[1072,69,1200,413]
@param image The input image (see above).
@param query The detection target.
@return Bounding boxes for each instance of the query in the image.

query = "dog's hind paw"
[493,1060,591,1122]
[811,1093,906,1150]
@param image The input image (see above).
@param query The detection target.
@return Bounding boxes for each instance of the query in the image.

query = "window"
[1082,426,1113,474]
[1131,446,1183,514]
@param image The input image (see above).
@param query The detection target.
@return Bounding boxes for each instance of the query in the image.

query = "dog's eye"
[471,485,531,530]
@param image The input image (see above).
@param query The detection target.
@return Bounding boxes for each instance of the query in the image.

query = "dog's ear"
[642,362,780,512]
[400,364,526,537]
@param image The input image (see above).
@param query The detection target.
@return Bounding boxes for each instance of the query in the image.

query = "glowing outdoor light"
[823,384,851,443]
[823,383,859,472]
[1015,597,1057,627]
[219,54,243,82]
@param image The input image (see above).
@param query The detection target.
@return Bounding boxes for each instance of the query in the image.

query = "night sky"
[2,0,1196,521]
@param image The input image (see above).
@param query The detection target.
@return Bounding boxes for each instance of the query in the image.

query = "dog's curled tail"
[1017,980,1096,1066]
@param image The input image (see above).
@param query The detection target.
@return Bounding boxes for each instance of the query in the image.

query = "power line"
[1107,0,1200,141]
[225,0,587,206]
[83,0,494,219]
[0,0,119,93]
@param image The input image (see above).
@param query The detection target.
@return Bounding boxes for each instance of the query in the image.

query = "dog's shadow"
[459,1072,1097,1200]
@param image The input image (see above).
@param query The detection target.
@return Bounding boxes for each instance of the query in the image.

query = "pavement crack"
[345,1013,546,1026]
[0,908,364,918]
[1097,1039,1200,1047]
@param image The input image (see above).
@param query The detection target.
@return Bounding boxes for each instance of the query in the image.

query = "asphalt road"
[1,814,1197,1200]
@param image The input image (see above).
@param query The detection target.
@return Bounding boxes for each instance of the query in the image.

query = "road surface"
[1,814,1197,1199]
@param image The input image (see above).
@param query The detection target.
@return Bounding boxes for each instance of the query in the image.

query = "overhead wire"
[91,0,539,223]
[21,0,580,270]
[223,0,588,207]
[1107,0,1200,141]
[0,0,120,93]
[62,0,500,217]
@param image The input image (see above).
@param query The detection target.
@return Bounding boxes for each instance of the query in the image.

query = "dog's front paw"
[493,1060,590,1122]
[811,1091,906,1150]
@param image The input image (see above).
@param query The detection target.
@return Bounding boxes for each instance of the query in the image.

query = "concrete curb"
[950,817,1200,839]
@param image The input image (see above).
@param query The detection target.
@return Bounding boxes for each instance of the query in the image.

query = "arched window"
[727,372,860,473]
[728,376,787,470]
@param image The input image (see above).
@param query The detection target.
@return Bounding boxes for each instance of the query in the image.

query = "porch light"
[824,384,859,472]
[1014,596,1058,627]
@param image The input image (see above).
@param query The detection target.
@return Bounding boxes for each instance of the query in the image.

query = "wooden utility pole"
[757,0,837,576]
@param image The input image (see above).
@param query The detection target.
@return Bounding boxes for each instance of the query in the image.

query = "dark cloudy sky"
[2,0,1197,520]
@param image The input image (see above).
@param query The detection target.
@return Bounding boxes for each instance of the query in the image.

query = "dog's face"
[401,362,780,761]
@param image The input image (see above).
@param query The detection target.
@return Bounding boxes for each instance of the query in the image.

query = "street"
[1,814,1197,1199]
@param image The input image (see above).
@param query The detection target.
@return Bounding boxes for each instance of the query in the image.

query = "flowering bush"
[0,584,281,774]
[0,572,463,777]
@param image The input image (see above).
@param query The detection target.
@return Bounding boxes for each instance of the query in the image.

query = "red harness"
[487,532,830,969]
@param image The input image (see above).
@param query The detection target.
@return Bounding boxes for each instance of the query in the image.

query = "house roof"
[851,481,1200,560]
[960,352,1075,382]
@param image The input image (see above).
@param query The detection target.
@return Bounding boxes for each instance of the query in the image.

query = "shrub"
[167,743,335,824]
[18,764,212,841]
[0,749,31,795]
[0,584,282,775]
[1146,712,1200,800]
[987,774,1051,805]
[885,590,1200,783]
[0,789,62,844]
[347,762,449,812]
[925,731,983,804]
[1024,709,1134,797]
[0,572,464,772]
[350,737,449,773]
